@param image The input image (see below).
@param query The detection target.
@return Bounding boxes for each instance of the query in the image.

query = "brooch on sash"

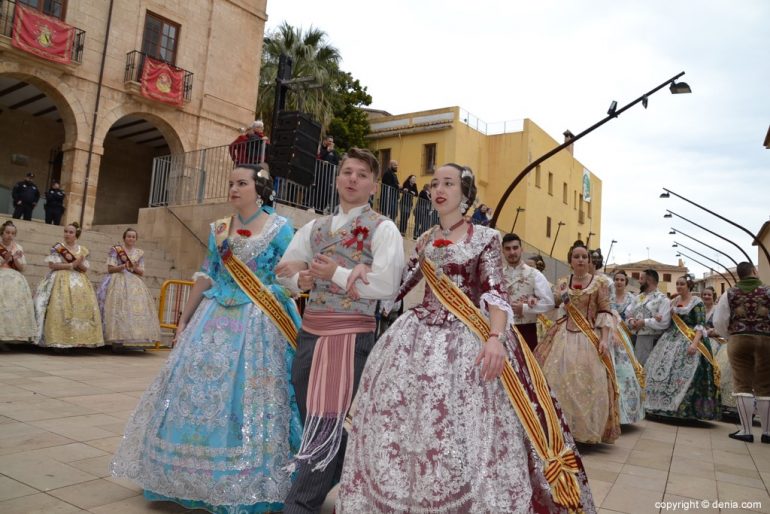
[343,226,369,252]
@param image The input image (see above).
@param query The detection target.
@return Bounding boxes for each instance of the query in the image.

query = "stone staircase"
[5,219,182,309]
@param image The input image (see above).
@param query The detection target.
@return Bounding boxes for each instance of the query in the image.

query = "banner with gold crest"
[140,56,184,107]
[420,257,584,511]
[11,4,75,64]
[214,217,297,350]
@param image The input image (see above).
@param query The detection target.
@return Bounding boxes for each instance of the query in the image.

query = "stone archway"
[0,67,84,220]
[92,113,184,225]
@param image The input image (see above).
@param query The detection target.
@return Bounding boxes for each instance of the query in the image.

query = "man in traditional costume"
[276,148,405,514]
[501,232,554,350]
[714,262,770,442]
[625,269,670,365]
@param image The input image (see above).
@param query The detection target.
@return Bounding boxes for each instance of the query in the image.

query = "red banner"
[11,5,74,65]
[140,56,185,107]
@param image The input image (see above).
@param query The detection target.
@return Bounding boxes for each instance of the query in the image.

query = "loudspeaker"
[268,111,322,187]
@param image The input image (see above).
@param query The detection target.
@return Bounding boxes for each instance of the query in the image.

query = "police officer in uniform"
[44,180,66,225]
[11,172,40,220]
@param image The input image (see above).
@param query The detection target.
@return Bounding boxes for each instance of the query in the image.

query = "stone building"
[0,0,266,226]
[606,258,689,296]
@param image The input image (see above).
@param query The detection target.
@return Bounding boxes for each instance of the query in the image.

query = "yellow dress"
[0,243,36,342]
[34,244,104,348]
[98,246,160,347]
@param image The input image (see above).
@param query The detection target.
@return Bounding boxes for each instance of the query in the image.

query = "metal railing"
[158,279,193,331]
[0,0,86,63]
[124,50,193,102]
[459,108,524,135]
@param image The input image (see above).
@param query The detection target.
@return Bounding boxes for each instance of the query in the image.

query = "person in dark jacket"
[11,172,40,220]
[398,174,418,235]
[44,180,66,225]
[379,160,399,220]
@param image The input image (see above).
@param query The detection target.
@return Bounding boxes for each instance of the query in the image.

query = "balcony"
[124,50,193,103]
[0,0,85,64]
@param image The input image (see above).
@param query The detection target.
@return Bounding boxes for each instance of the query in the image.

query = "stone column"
[60,140,103,228]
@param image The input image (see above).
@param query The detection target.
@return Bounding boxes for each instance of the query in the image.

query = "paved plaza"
[0,345,769,514]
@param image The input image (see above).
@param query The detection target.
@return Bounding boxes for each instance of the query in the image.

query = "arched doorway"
[92,114,182,224]
[0,75,74,220]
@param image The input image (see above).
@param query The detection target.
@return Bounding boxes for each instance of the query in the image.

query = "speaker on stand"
[267,111,322,188]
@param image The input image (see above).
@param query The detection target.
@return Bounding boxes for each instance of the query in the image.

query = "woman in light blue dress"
[607,269,645,424]
[112,165,301,514]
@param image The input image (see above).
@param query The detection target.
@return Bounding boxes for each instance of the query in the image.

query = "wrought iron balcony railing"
[124,50,193,102]
[0,0,85,63]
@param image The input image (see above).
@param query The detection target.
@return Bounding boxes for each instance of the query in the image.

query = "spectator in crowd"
[11,172,40,221]
[398,174,418,235]
[44,180,66,225]
[228,126,251,165]
[380,160,400,220]
[246,120,268,163]
[471,203,490,226]
[319,135,339,166]
[414,182,432,238]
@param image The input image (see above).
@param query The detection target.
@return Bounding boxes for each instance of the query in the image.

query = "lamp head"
[670,81,692,94]
[669,230,676,235]
[642,96,649,109]
[672,243,678,248]
[611,239,618,244]
[660,191,670,198]
[607,100,618,116]
[676,253,682,257]
[664,213,673,218]
[517,207,525,212]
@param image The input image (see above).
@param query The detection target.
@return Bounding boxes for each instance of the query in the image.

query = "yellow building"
[755,221,770,284]
[1,0,266,226]
[366,106,602,260]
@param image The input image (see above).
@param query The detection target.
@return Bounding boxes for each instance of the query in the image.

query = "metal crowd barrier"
[158,280,194,341]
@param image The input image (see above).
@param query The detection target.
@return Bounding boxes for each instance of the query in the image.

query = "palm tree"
[257,23,342,134]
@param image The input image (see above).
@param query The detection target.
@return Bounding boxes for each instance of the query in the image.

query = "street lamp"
[586,232,597,247]
[510,207,525,233]
[664,209,753,264]
[661,187,769,265]
[673,241,736,284]
[676,251,732,288]
[549,221,566,257]
[604,239,618,271]
[670,227,739,267]
[489,71,691,229]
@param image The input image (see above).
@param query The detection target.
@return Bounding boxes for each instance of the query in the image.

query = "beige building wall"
[755,221,770,284]
[367,107,602,260]
[0,0,267,226]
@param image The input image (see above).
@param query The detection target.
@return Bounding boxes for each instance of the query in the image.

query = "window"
[422,143,437,174]
[721,282,725,294]
[18,0,66,19]
[573,190,577,210]
[662,273,672,282]
[535,165,541,188]
[142,12,180,64]
[632,272,640,280]
[547,172,553,195]
[546,216,552,238]
[562,182,568,204]
[379,149,391,170]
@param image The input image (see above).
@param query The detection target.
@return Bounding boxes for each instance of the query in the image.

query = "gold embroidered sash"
[672,313,720,387]
[420,257,583,510]
[618,321,646,389]
[214,216,297,350]
[113,245,133,268]
[53,242,76,263]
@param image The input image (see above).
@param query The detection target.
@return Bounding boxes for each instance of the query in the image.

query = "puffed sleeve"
[45,246,62,264]
[106,246,119,267]
[477,230,515,326]
[135,249,145,271]
[271,217,295,263]
[192,228,219,283]
[80,246,91,270]
[594,276,614,328]
[15,244,26,266]
[692,299,707,333]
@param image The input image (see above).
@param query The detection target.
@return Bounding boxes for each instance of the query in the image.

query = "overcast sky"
[265,0,770,277]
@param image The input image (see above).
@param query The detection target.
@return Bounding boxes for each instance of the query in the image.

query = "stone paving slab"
[1,345,769,513]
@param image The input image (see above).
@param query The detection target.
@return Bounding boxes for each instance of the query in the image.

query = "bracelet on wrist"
[488,332,501,339]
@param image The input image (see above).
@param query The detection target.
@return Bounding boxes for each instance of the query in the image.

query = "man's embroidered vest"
[727,285,770,335]
[307,206,387,317]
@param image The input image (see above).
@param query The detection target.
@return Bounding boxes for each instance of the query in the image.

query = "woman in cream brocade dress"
[0,220,36,342]
[34,222,104,348]
[98,229,161,347]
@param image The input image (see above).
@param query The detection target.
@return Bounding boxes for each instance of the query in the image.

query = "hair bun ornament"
[461,167,474,180]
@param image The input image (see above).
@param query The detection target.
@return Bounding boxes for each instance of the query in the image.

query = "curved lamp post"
[661,188,769,265]
[669,227,739,268]
[672,242,735,284]
[604,239,618,272]
[549,221,566,257]
[664,209,753,264]
[489,71,690,229]
[676,251,732,289]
